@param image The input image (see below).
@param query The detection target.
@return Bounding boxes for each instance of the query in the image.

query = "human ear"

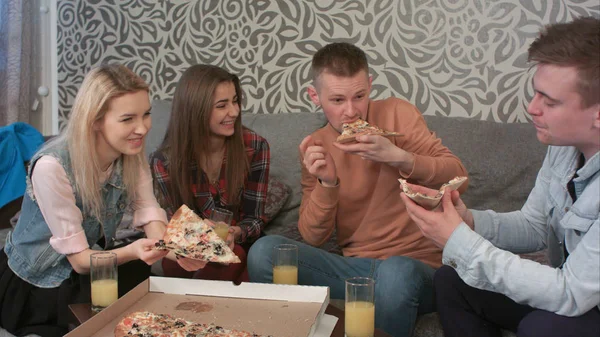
[307,85,320,106]
[92,117,105,132]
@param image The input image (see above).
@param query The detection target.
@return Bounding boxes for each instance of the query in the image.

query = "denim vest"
[4,143,128,288]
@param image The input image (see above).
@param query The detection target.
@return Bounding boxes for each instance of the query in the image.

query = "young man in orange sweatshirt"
[248,42,467,337]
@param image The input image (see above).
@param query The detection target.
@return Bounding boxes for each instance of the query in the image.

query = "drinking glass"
[272,244,298,285]
[90,252,118,312]
[345,277,375,337]
[210,207,233,242]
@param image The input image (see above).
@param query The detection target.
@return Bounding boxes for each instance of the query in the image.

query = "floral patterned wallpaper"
[57,0,600,128]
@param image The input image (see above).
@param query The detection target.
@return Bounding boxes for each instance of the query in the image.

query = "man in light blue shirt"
[401,17,600,337]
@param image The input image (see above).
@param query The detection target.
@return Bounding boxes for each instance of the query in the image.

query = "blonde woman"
[0,64,204,337]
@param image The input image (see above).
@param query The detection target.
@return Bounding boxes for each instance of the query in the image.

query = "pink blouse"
[31,156,167,255]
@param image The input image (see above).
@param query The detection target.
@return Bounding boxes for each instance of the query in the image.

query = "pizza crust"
[113,321,129,337]
[336,131,400,144]
[336,118,400,143]
[399,176,468,210]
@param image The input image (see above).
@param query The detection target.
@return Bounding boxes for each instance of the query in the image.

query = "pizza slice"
[336,118,401,144]
[114,311,271,337]
[399,176,468,210]
[154,205,241,264]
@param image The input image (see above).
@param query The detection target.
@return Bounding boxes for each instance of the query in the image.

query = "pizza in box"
[114,311,271,337]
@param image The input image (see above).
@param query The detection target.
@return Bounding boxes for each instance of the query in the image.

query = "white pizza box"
[65,276,333,337]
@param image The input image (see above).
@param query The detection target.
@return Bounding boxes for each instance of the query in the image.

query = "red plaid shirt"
[150,128,270,244]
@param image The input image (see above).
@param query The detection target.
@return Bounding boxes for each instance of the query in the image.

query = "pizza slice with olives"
[114,311,270,337]
[154,204,241,264]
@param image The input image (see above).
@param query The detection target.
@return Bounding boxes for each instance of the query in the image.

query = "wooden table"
[69,303,391,337]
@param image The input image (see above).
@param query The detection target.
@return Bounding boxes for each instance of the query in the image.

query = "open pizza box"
[65,276,335,337]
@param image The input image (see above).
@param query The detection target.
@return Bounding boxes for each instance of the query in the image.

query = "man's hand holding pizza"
[334,134,415,172]
[400,182,473,226]
[299,135,338,186]
[400,183,474,248]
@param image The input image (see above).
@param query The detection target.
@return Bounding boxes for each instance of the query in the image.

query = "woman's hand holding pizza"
[299,135,337,186]
[175,255,208,271]
[227,226,241,250]
[129,238,169,265]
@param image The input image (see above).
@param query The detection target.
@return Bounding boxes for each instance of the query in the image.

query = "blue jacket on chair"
[0,122,44,209]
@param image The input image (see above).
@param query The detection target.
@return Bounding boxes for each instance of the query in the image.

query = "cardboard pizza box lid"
[65,276,333,337]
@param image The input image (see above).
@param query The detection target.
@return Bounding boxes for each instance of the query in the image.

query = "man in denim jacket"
[401,17,600,337]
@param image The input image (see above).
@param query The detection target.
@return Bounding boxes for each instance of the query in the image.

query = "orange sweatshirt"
[298,97,468,268]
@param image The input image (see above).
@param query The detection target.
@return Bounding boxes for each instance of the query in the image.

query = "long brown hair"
[41,64,149,221]
[158,64,249,210]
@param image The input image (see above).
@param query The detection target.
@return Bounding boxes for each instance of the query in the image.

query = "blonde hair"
[43,64,149,222]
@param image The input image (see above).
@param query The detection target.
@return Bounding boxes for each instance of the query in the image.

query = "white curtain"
[0,0,36,126]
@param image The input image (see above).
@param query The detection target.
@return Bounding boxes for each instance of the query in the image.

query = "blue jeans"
[247,235,436,337]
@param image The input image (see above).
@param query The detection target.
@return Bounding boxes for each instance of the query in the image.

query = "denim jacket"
[4,142,128,288]
[444,146,599,316]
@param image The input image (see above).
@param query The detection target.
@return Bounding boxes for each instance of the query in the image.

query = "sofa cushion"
[264,177,291,223]
[422,115,547,213]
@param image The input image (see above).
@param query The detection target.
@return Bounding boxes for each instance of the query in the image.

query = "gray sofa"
[147,99,548,337]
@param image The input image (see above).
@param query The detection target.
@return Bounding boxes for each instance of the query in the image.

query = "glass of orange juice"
[272,244,298,285]
[210,207,233,242]
[90,252,118,312]
[345,277,375,337]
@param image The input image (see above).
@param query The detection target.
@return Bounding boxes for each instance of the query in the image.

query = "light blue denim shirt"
[444,145,599,317]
